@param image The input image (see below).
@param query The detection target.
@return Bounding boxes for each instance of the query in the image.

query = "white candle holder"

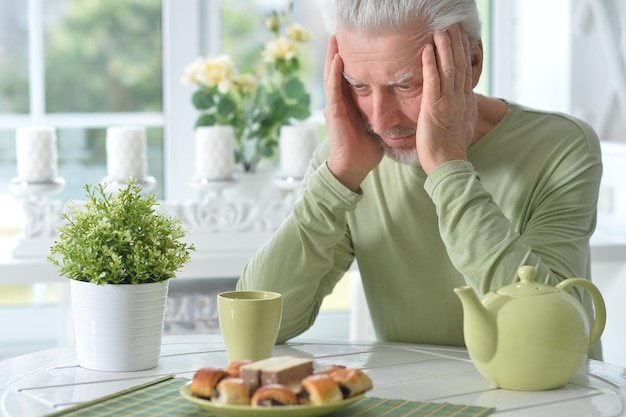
[8,177,65,198]
[7,176,66,257]
[101,176,157,194]
[190,175,239,202]
[274,175,303,191]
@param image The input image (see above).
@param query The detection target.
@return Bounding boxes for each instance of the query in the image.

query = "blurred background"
[0,0,624,366]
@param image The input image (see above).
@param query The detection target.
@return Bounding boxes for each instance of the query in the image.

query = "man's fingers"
[447,24,468,95]
[432,24,472,97]
[462,32,473,95]
[433,29,455,97]
[324,35,346,120]
[324,36,338,85]
[421,42,440,101]
[324,52,346,119]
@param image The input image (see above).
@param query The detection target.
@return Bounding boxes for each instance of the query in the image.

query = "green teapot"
[454,265,606,391]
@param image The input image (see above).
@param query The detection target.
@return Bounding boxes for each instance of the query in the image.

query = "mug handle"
[556,278,606,346]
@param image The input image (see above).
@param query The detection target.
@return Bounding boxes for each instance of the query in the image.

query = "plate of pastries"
[180,355,373,416]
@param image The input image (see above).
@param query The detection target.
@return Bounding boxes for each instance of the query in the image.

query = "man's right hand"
[323,36,384,192]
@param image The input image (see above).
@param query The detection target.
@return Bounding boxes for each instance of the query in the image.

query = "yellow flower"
[180,57,205,85]
[263,36,297,62]
[287,23,311,42]
[265,15,280,33]
[196,55,235,93]
[234,73,256,95]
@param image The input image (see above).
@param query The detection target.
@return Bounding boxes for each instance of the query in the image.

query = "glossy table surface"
[0,335,625,417]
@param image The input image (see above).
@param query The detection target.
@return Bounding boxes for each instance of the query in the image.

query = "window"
[0,0,164,237]
[0,0,166,358]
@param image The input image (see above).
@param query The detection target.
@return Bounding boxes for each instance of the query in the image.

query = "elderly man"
[237,0,602,358]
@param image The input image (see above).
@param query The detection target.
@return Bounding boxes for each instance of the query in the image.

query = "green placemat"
[45,376,495,417]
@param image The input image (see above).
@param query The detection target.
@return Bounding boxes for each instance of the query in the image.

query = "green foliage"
[44,0,162,113]
[48,180,194,285]
[183,1,312,172]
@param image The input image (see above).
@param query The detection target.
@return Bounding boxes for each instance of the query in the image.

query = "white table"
[0,334,625,417]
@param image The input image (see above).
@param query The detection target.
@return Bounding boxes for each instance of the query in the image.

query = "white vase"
[195,126,235,181]
[70,279,169,372]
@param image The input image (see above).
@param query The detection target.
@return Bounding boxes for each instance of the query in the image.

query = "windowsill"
[0,220,624,287]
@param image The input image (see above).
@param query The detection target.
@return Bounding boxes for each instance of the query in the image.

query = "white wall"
[492,0,626,142]
[512,0,572,113]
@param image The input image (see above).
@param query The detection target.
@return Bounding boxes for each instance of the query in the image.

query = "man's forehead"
[336,29,429,82]
[336,28,432,51]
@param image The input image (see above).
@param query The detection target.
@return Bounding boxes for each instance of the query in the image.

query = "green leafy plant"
[48,180,195,285]
[181,1,312,172]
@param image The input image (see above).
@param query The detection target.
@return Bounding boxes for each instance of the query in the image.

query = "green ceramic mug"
[217,290,283,363]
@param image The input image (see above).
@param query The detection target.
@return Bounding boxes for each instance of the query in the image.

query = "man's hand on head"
[416,23,478,175]
[323,35,384,192]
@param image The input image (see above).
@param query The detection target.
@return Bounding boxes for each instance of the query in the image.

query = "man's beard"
[366,124,419,165]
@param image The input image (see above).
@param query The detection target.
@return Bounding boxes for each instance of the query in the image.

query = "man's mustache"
[366,124,416,138]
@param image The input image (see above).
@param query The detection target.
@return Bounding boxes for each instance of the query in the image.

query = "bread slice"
[240,356,313,391]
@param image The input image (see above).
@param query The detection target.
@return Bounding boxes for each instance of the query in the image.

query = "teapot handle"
[555,278,606,346]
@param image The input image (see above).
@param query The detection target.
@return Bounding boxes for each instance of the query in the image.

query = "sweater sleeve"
[236,162,361,343]
[423,140,602,298]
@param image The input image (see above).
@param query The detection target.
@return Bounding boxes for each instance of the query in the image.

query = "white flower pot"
[70,279,169,371]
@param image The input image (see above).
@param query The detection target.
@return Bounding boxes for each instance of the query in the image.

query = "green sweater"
[237,102,603,358]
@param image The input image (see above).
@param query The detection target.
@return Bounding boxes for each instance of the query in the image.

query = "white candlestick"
[279,126,318,179]
[195,126,235,181]
[15,126,58,182]
[106,126,147,181]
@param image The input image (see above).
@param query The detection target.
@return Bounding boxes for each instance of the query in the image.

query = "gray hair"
[323,0,482,45]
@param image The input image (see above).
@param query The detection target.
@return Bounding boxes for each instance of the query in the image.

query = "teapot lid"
[496,265,558,296]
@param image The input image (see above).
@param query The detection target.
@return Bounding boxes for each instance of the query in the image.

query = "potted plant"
[48,179,195,371]
[181,1,312,173]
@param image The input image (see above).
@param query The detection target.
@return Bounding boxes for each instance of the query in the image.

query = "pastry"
[298,374,344,405]
[226,359,252,378]
[330,368,373,398]
[190,367,229,399]
[240,356,313,390]
[212,377,250,405]
[314,364,346,375]
[189,358,374,407]
[250,384,299,406]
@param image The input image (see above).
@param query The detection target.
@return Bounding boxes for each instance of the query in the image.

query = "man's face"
[336,29,430,164]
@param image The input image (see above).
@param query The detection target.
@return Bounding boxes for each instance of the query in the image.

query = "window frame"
[162,0,217,202]
[0,0,206,203]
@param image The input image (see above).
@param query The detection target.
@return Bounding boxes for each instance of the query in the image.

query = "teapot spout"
[454,286,497,363]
